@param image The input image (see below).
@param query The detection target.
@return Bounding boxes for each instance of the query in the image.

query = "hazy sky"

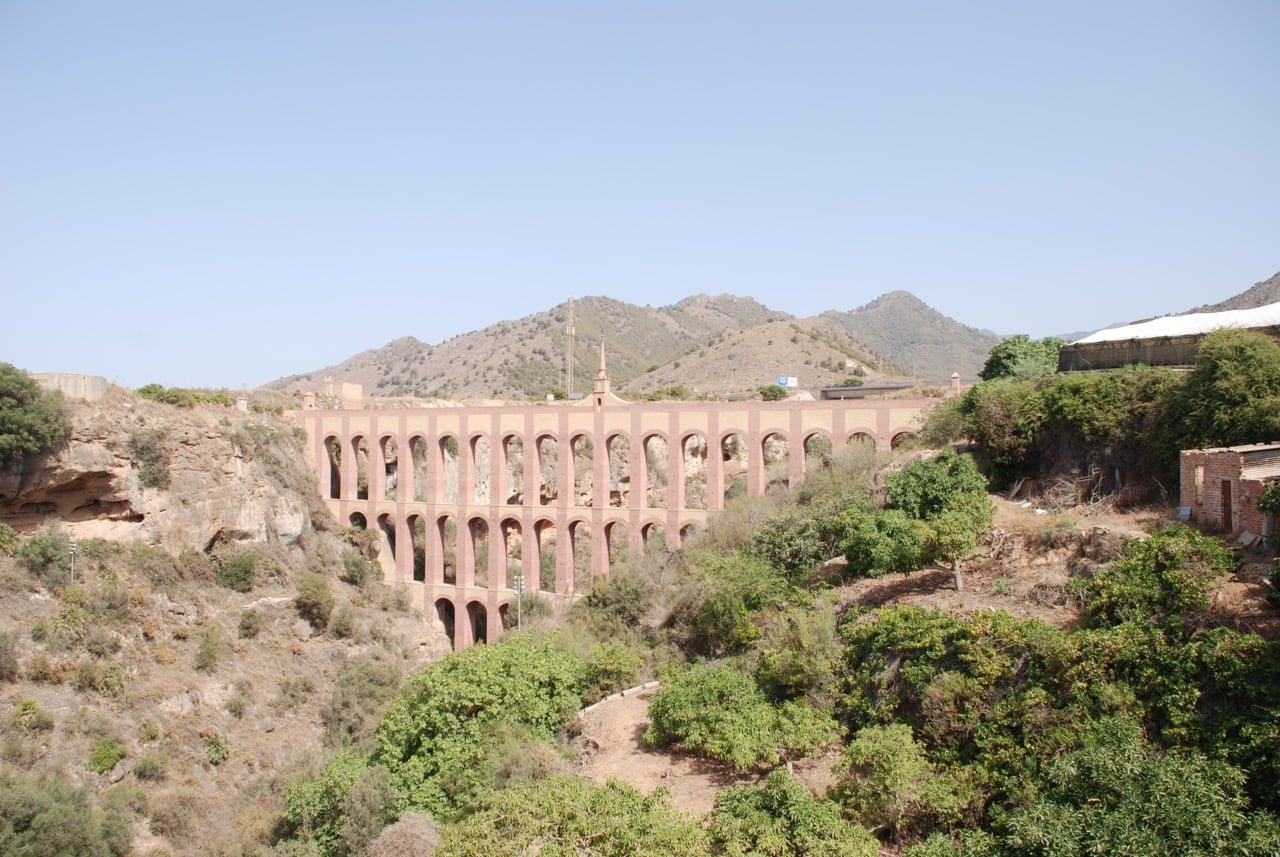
[3,1,1277,388]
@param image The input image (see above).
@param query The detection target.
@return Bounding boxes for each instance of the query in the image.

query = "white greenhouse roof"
[1074,301,1280,345]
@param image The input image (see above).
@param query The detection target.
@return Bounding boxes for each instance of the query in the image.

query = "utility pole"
[566,297,576,398]
[513,573,524,631]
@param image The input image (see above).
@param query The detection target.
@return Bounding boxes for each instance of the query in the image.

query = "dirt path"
[575,688,840,816]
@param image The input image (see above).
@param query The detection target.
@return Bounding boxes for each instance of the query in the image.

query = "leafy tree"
[886,450,988,520]
[645,664,836,771]
[709,769,877,857]
[0,363,70,467]
[435,776,707,857]
[667,552,791,657]
[842,510,929,578]
[0,768,133,857]
[760,385,787,401]
[979,335,1066,381]
[284,752,398,857]
[1160,328,1280,455]
[373,634,586,818]
[832,724,973,843]
[926,492,994,592]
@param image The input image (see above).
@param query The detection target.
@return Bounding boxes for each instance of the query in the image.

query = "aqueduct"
[289,366,933,648]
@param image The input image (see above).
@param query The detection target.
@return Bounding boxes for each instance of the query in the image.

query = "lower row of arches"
[349,511,699,594]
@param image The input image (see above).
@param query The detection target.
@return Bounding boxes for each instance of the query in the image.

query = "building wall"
[31,373,108,402]
[1179,449,1271,536]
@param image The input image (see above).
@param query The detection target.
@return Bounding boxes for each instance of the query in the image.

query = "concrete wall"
[32,373,108,402]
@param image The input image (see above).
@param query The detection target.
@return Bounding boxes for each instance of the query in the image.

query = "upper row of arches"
[320,428,916,509]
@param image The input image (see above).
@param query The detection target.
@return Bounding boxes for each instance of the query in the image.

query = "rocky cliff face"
[0,388,330,554]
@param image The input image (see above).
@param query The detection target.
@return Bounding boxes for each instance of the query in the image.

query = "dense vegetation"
[925,328,1280,491]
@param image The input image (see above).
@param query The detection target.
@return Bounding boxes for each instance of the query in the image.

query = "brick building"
[1179,443,1280,538]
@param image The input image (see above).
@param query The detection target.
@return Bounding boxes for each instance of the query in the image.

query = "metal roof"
[1075,301,1280,345]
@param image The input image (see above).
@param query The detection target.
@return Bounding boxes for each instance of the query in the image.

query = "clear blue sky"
[3,1,1277,388]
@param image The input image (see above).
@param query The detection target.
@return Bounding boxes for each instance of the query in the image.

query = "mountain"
[618,317,904,396]
[267,291,991,399]
[820,291,1001,381]
[1192,271,1280,313]
[267,295,788,400]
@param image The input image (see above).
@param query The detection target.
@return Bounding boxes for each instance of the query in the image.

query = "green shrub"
[0,521,18,555]
[1075,524,1237,627]
[214,551,256,592]
[710,769,877,857]
[283,752,398,857]
[435,775,707,857]
[11,699,54,733]
[645,664,836,771]
[204,733,229,766]
[297,573,335,629]
[501,592,553,629]
[133,750,166,782]
[760,385,787,401]
[226,694,247,719]
[127,428,170,489]
[194,627,223,672]
[88,736,125,774]
[886,450,988,521]
[0,631,18,682]
[0,768,130,856]
[239,608,263,639]
[329,604,358,639]
[17,526,72,587]
[323,656,403,751]
[340,548,377,587]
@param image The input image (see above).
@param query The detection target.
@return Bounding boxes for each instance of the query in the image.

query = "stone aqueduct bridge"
[290,391,932,648]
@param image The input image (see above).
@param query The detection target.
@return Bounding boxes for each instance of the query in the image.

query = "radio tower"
[566,297,576,398]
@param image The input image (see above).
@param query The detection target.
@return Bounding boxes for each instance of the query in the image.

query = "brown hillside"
[1193,270,1280,313]
[619,317,904,396]
[821,291,1001,382]
[266,294,787,401]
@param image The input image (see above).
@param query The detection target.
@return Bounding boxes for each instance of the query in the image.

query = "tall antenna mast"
[566,296,576,398]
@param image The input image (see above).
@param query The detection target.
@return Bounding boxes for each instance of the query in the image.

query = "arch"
[501,517,523,585]
[375,512,397,581]
[467,601,488,645]
[470,516,491,587]
[470,434,491,504]
[602,520,623,573]
[351,435,370,500]
[502,433,524,505]
[569,519,592,594]
[380,435,399,501]
[846,431,876,450]
[571,433,594,507]
[803,432,833,474]
[681,432,708,511]
[410,436,429,502]
[348,512,368,529]
[324,436,342,499]
[439,435,460,503]
[434,598,456,650]
[762,431,791,495]
[408,514,427,582]
[498,602,512,631]
[535,518,557,594]
[891,431,917,450]
[641,521,668,556]
[643,432,669,509]
[720,432,748,504]
[536,434,559,506]
[679,521,702,544]
[437,514,457,585]
[605,433,630,508]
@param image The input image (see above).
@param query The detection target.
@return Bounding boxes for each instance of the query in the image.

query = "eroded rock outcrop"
[0,388,329,554]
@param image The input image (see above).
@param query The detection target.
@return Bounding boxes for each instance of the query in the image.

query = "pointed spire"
[593,340,610,401]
